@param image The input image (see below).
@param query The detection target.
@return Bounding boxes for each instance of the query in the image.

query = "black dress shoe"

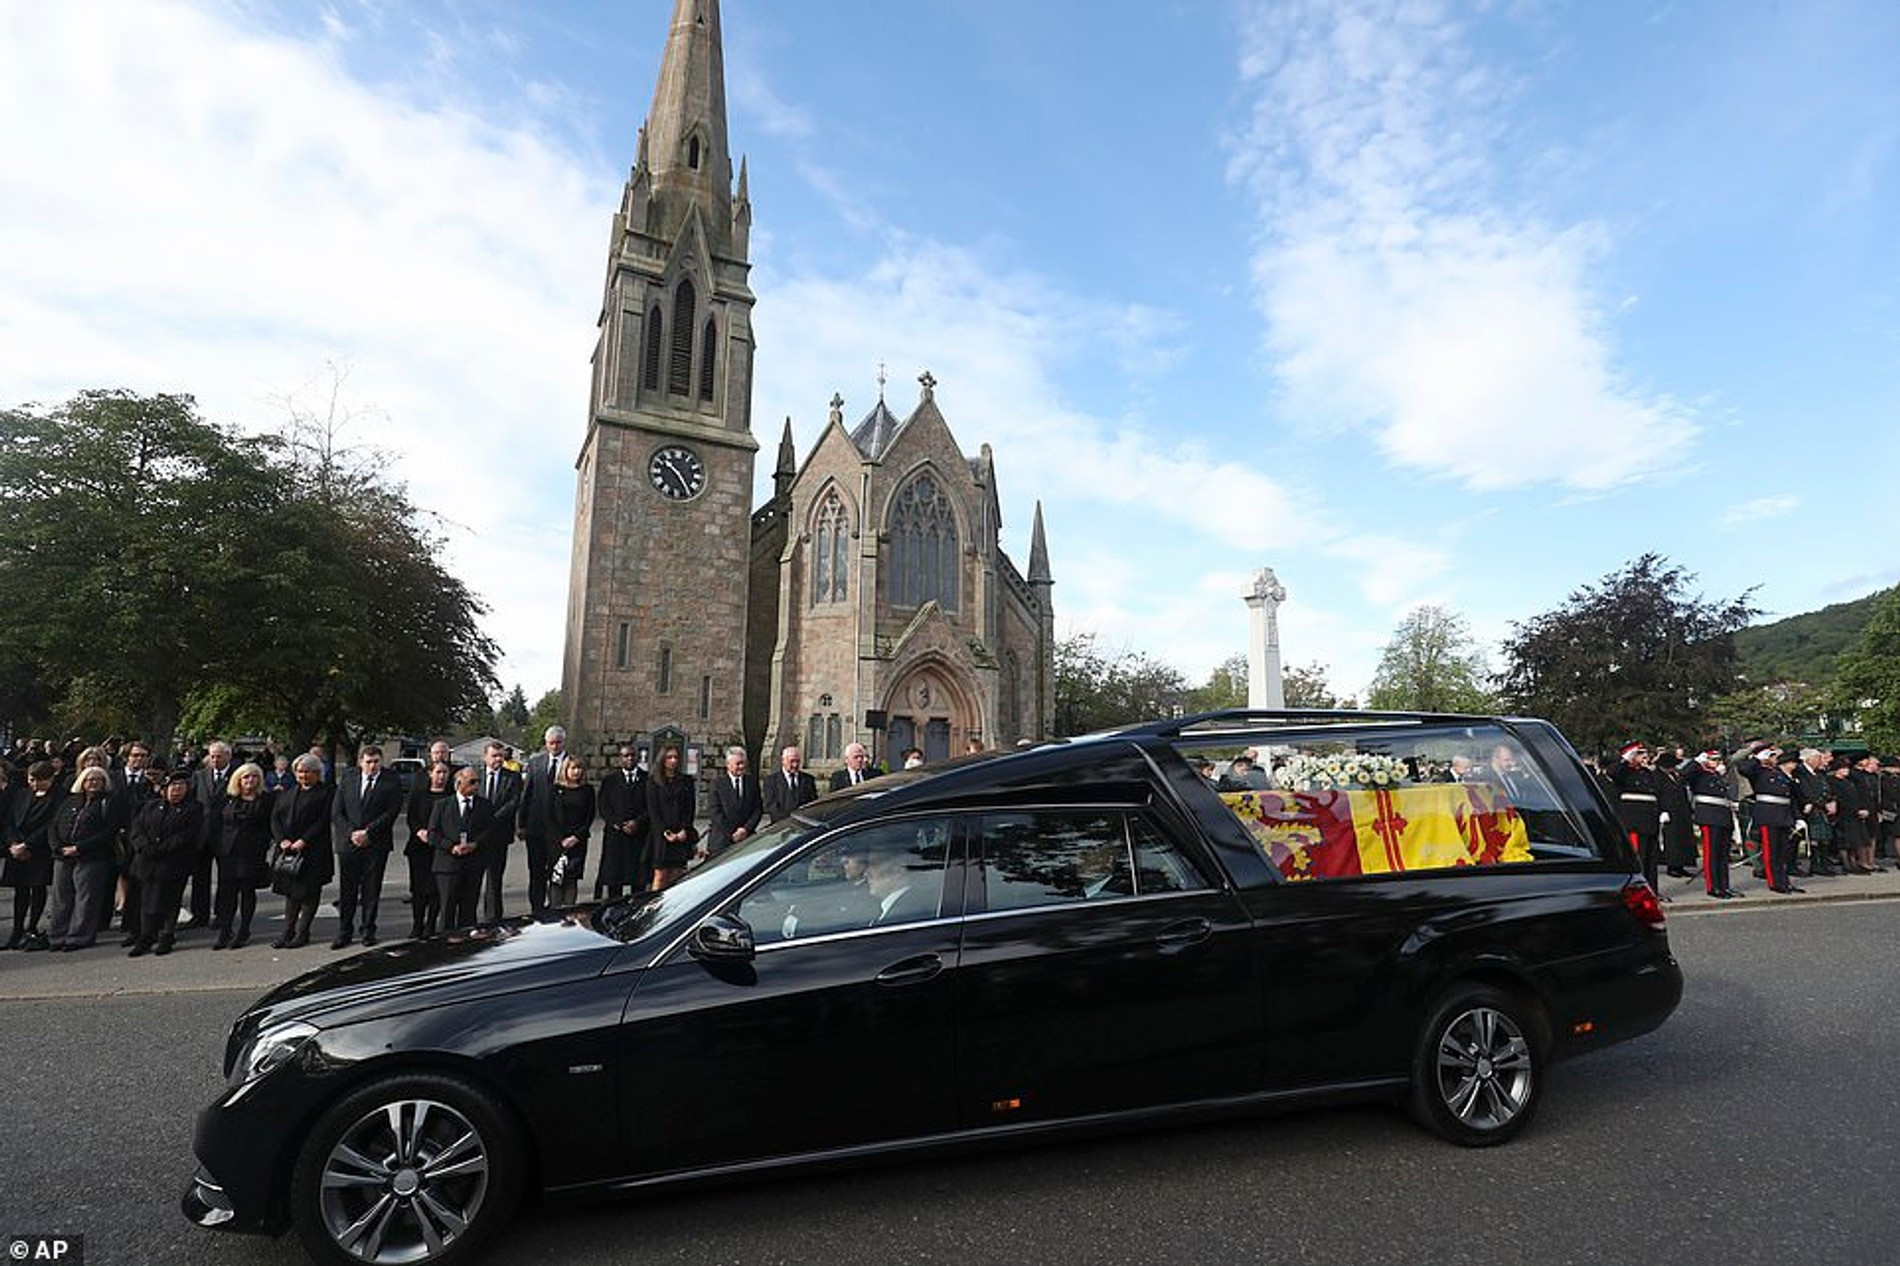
[119,932,138,947]
[1710,891,1734,900]
[231,933,251,949]
[1720,889,1746,899]
[1666,868,1691,879]
[330,935,353,950]
[269,934,290,949]
[153,939,174,956]
[1786,885,1805,893]
[361,935,379,948]
[212,934,231,950]
[127,942,150,957]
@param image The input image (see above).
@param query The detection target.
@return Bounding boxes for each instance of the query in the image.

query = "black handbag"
[269,844,306,883]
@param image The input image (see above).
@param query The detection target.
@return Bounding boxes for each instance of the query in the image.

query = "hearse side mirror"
[689,913,757,962]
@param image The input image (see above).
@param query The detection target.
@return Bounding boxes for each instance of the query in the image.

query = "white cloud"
[1229,0,1694,492]
[0,0,608,696]
[1720,494,1799,527]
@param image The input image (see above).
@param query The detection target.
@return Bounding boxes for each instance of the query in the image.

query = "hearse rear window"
[1179,724,1597,881]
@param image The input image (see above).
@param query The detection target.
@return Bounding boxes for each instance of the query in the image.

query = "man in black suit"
[429,767,493,931]
[517,726,569,916]
[828,742,879,792]
[330,745,405,948]
[762,744,819,824]
[596,744,648,896]
[706,746,762,859]
[475,741,522,921]
[183,739,233,928]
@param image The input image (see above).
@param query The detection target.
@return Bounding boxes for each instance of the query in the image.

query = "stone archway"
[883,658,982,766]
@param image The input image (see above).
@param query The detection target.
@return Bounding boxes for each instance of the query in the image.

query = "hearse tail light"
[1621,879,1666,927]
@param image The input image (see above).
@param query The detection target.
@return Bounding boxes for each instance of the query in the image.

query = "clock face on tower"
[648,444,707,501]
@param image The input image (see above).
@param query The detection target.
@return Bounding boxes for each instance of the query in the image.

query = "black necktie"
[487,772,497,799]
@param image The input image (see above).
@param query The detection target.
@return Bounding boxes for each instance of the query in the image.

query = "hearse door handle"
[874,953,944,986]
[1154,918,1211,951]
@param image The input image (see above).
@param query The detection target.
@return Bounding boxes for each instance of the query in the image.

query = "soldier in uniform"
[1609,742,1665,891]
[1736,743,1802,894]
[1687,750,1742,899]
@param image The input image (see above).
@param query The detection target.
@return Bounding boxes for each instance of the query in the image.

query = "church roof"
[850,397,902,459]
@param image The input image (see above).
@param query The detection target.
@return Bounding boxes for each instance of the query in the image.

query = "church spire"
[1028,501,1052,585]
[641,0,735,238]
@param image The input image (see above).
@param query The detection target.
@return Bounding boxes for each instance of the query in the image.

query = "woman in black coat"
[269,754,336,948]
[404,762,453,938]
[546,758,596,908]
[644,744,698,891]
[213,763,274,949]
[2,761,60,950]
[127,771,206,956]
[49,765,116,951]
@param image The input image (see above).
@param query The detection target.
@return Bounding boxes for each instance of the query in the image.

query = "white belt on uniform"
[1618,793,1658,802]
[1693,795,1731,807]
[1755,794,1792,805]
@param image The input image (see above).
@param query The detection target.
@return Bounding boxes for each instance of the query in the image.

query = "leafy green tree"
[1706,681,1830,748]
[0,389,499,749]
[1498,554,1758,758]
[1366,605,1495,713]
[1283,661,1344,708]
[0,391,279,739]
[1053,632,1188,736]
[1829,588,1900,753]
[1186,653,1248,712]
[523,689,565,745]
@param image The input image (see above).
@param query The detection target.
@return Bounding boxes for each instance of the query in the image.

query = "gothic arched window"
[811,489,849,604]
[889,471,958,612]
[642,305,664,392]
[669,279,696,395]
[699,317,717,401]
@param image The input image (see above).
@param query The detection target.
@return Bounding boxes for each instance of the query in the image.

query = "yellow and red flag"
[1222,784,1532,880]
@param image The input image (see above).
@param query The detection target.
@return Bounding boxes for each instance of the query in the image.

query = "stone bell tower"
[562,0,758,755]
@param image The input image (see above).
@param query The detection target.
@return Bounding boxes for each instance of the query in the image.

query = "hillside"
[1735,589,1890,685]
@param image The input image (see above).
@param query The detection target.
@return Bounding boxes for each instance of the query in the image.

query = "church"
[561,0,1055,773]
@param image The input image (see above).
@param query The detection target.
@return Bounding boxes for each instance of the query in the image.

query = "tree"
[1052,632,1188,736]
[1366,605,1495,713]
[1186,653,1248,712]
[523,689,565,745]
[1283,661,1345,709]
[1829,587,1900,753]
[0,388,499,748]
[1706,681,1830,747]
[0,390,280,739]
[1497,554,1758,758]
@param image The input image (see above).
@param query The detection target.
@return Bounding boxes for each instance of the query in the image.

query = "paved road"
[2,891,1896,1266]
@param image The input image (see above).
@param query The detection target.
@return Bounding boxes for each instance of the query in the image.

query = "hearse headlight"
[230,1021,318,1088]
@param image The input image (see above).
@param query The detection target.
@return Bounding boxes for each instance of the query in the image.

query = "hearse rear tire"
[1409,983,1546,1146]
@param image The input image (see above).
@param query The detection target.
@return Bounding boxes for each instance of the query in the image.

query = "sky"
[4,0,1899,707]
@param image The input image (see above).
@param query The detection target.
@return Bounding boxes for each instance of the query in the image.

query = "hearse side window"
[1131,816,1209,893]
[737,818,952,945]
[978,810,1208,912]
[1181,724,1599,882]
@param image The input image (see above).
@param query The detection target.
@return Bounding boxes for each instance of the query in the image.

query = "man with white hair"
[517,726,570,916]
[705,746,761,859]
[829,742,878,791]
[1793,748,1839,877]
[181,739,233,929]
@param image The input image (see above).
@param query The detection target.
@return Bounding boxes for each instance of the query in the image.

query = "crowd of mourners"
[1598,739,1900,901]
[0,726,925,958]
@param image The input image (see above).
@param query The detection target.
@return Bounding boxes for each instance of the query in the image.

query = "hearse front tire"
[290,1071,524,1266]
